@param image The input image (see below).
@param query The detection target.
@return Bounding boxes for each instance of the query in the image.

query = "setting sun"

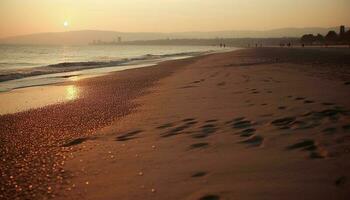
[0,1,349,200]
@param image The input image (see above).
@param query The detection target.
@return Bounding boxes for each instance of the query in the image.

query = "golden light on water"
[65,85,79,101]
[68,76,81,81]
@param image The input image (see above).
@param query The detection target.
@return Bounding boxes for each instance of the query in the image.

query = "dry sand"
[1,47,350,200]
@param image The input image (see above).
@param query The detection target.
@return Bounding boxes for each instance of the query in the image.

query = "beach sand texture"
[1,48,350,200]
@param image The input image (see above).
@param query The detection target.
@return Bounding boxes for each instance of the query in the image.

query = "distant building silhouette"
[300,24,349,46]
[346,30,350,43]
[340,25,345,36]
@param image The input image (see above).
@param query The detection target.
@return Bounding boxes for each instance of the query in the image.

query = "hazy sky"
[0,0,349,38]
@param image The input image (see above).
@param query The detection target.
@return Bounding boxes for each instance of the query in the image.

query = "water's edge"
[0,49,235,92]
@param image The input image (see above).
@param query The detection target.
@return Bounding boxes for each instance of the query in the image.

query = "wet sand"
[0,58,191,199]
[1,48,350,199]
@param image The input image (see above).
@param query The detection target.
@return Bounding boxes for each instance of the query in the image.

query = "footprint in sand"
[199,195,220,200]
[192,123,218,139]
[287,139,317,151]
[62,137,92,147]
[183,118,196,122]
[157,123,174,129]
[310,108,349,121]
[191,171,207,178]
[237,128,256,137]
[217,82,226,86]
[162,124,192,138]
[278,106,287,110]
[180,85,198,89]
[189,142,209,150]
[287,139,327,159]
[116,130,143,141]
[231,118,254,129]
[161,118,198,138]
[271,117,296,129]
[240,135,264,147]
[249,88,260,94]
[290,120,320,130]
[186,121,198,126]
[285,107,350,131]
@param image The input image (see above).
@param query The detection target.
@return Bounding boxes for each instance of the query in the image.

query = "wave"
[0,62,40,66]
[0,51,207,82]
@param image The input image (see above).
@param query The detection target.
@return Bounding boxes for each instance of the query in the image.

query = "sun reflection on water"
[68,76,81,81]
[66,85,79,101]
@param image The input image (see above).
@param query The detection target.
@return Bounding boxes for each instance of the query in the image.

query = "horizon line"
[1,25,349,40]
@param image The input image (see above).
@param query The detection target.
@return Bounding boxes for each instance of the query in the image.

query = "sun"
[63,21,69,27]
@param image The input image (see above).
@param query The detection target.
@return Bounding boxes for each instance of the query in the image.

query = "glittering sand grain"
[0,59,191,199]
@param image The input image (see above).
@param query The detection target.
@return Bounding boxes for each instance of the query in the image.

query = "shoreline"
[0,50,223,115]
[0,46,228,86]
[1,48,350,199]
[0,55,202,199]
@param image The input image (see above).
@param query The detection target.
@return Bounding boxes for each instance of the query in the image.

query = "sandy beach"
[1,47,350,200]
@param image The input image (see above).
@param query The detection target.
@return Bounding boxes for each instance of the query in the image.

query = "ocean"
[0,45,229,91]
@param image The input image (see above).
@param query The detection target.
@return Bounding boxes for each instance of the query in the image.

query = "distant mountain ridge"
[0,27,347,45]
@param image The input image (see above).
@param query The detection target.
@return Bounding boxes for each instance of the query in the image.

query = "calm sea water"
[0,45,221,72]
[0,45,231,91]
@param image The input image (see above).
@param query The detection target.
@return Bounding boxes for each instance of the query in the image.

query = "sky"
[0,0,349,38]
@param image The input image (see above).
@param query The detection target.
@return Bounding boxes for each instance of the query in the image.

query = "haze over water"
[0,45,226,91]
[0,45,220,72]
